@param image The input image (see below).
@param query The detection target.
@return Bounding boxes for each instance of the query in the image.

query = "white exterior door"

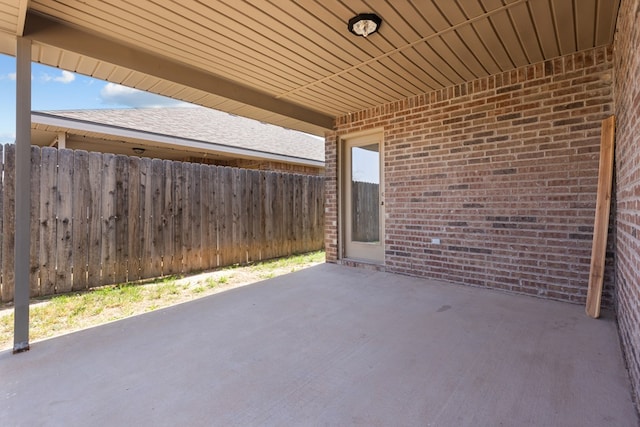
[344,133,384,263]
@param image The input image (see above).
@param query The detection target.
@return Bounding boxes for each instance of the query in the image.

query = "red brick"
[613,0,640,411]
[328,45,614,313]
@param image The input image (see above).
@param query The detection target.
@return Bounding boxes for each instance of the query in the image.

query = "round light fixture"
[348,13,382,38]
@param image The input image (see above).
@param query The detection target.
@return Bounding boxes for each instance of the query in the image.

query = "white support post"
[13,36,31,353]
[56,131,66,149]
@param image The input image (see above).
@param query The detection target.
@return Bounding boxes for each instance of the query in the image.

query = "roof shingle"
[39,107,325,162]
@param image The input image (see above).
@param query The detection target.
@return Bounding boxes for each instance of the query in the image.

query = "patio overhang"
[0,0,624,356]
[0,1,620,136]
[20,12,334,136]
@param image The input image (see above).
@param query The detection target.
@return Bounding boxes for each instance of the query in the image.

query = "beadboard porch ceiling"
[0,0,620,135]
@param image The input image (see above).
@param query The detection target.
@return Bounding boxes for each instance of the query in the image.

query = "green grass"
[249,250,324,273]
[205,277,218,289]
[0,250,325,350]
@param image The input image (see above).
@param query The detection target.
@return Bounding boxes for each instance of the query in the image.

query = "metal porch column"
[13,36,31,353]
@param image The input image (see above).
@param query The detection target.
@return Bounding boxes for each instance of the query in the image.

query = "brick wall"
[324,132,339,261]
[614,0,640,410]
[326,46,615,307]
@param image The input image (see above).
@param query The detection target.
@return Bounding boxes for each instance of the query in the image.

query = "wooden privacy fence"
[0,145,325,302]
[351,181,379,242]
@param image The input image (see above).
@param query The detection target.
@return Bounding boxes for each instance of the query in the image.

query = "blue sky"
[0,53,189,144]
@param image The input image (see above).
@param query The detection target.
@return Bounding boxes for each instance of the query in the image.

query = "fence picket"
[150,159,164,277]
[101,153,117,285]
[230,168,240,264]
[247,170,260,262]
[114,155,129,284]
[162,160,176,275]
[199,164,212,270]
[38,147,57,295]
[273,173,282,257]
[128,156,142,281]
[87,152,103,287]
[238,168,248,264]
[190,163,202,271]
[71,150,89,291]
[352,182,379,242]
[284,173,293,256]
[263,172,274,260]
[207,166,220,268]
[1,144,15,301]
[172,160,184,275]
[301,176,310,253]
[140,157,153,279]
[0,146,325,302]
[219,167,231,265]
[294,174,303,254]
[54,149,74,293]
[181,162,193,271]
[29,147,41,296]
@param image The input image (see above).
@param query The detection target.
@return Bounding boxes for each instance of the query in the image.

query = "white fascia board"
[32,112,324,168]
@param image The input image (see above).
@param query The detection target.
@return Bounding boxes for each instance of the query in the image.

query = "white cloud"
[39,70,76,84]
[55,70,76,83]
[100,83,191,108]
[0,72,16,80]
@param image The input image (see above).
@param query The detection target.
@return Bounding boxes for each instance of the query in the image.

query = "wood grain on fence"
[1,144,15,302]
[55,149,72,293]
[150,159,164,277]
[128,156,142,282]
[0,145,9,301]
[0,146,325,302]
[114,155,129,285]
[30,147,41,297]
[71,150,88,291]
[351,181,380,242]
[39,148,58,294]
[87,152,103,287]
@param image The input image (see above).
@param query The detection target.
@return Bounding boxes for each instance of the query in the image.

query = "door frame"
[339,129,385,264]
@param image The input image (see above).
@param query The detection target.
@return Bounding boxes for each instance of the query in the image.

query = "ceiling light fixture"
[348,13,382,38]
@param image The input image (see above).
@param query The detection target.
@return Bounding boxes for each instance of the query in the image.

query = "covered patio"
[2,0,640,423]
[0,264,635,425]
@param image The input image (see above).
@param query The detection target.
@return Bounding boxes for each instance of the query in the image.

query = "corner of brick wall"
[329,45,615,306]
[324,132,339,263]
[613,0,640,412]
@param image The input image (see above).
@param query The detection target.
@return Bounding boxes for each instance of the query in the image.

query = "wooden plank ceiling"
[0,0,621,135]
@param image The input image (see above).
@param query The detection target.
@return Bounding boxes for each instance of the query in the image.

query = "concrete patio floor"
[0,263,637,426]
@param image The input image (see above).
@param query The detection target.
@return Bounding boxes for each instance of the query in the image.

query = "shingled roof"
[33,107,324,164]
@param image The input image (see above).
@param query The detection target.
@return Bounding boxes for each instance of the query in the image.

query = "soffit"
[0,0,621,135]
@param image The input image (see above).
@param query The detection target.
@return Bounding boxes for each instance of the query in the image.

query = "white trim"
[341,130,385,264]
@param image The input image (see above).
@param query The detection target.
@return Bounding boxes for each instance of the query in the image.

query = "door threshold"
[340,258,386,272]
